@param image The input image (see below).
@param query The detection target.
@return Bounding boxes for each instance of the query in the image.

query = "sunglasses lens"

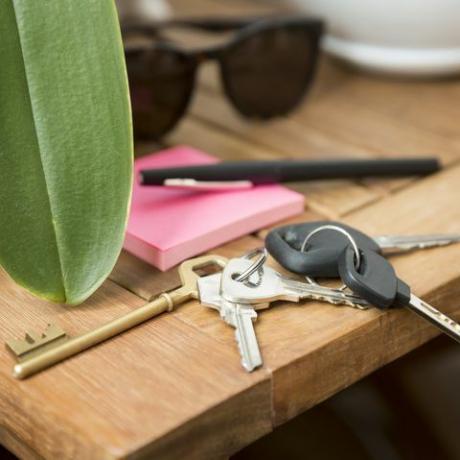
[126,48,195,139]
[222,27,318,117]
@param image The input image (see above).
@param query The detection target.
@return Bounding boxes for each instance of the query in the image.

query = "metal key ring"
[300,224,361,290]
[234,247,267,283]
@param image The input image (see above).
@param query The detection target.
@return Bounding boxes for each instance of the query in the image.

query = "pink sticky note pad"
[124,146,304,271]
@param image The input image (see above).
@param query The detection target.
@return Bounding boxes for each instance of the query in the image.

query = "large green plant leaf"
[0,1,133,304]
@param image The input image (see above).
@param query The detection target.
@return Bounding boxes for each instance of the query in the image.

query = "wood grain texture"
[107,168,460,440]
[3,0,460,457]
[0,269,271,459]
[110,250,182,301]
[266,164,460,425]
[110,236,261,301]
[168,105,378,218]
[193,55,460,197]
[257,209,326,240]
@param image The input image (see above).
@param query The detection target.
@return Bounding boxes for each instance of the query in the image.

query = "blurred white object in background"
[116,0,171,22]
[290,0,460,76]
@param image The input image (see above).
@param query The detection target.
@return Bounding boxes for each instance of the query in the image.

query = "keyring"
[300,224,361,269]
[233,247,267,285]
[300,224,361,290]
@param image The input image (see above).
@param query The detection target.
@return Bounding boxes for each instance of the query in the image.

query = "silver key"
[198,273,265,372]
[375,233,460,254]
[221,258,369,309]
[224,302,263,372]
[407,294,460,343]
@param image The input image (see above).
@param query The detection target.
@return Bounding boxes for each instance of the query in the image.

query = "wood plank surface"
[110,250,181,300]
[108,165,460,451]
[0,270,271,459]
[168,115,379,218]
[3,0,460,458]
[267,164,460,424]
[110,236,261,301]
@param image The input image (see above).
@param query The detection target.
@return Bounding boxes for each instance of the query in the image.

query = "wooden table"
[2,0,460,458]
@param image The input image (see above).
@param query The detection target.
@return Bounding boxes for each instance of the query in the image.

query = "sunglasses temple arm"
[123,16,270,36]
[170,16,268,31]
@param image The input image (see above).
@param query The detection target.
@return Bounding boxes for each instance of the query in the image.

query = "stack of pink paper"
[124,146,304,270]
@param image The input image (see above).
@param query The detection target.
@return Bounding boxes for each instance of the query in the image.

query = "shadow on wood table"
[234,336,458,460]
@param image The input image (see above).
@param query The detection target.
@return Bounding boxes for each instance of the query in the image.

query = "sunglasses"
[123,16,324,140]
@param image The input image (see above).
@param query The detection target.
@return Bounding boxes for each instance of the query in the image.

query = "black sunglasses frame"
[123,16,324,139]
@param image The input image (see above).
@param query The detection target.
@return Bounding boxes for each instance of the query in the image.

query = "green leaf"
[0,1,133,305]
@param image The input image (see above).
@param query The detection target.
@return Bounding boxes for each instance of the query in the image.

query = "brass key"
[7,254,227,380]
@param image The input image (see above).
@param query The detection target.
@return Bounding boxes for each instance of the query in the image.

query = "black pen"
[139,157,440,190]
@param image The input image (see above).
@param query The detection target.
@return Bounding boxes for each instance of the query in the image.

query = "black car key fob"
[265,221,380,278]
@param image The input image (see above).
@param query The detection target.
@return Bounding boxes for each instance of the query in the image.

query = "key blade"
[281,280,370,309]
[375,234,460,254]
[407,294,460,343]
[222,257,369,309]
[299,290,370,309]
[232,304,262,372]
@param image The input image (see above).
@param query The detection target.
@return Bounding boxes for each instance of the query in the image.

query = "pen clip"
[163,178,254,192]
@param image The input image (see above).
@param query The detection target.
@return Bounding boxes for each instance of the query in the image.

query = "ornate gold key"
[6,254,227,380]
